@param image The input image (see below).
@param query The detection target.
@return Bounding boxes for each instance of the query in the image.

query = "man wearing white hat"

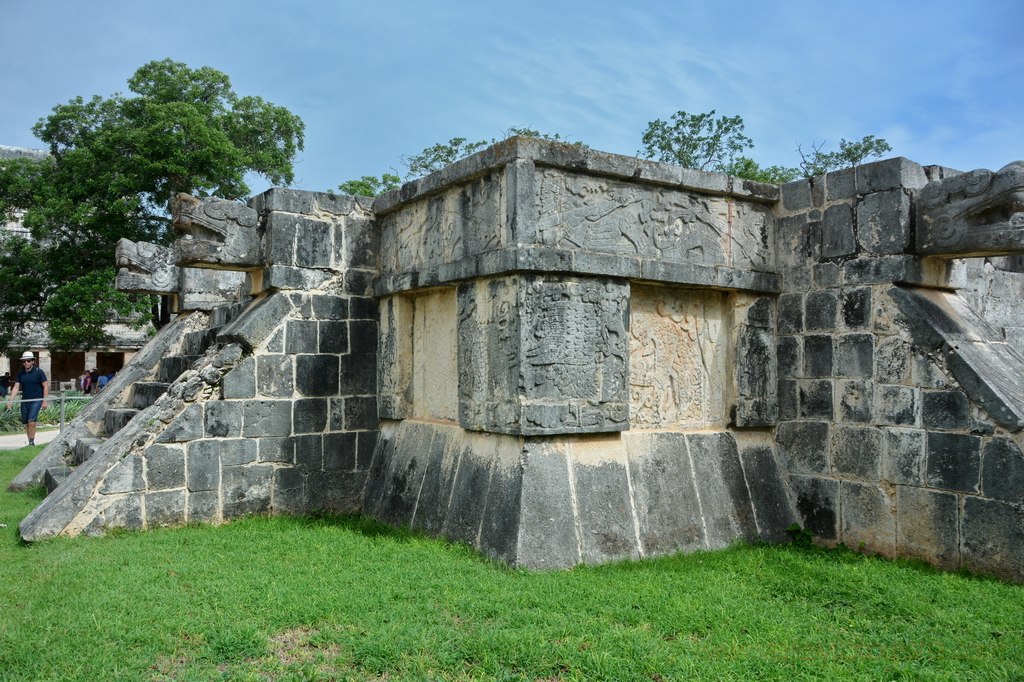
[6,351,48,446]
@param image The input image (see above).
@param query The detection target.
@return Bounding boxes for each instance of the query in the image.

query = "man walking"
[6,352,48,446]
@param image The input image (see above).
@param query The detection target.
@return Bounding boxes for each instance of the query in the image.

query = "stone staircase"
[37,303,246,495]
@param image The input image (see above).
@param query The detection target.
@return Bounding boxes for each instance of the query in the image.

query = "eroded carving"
[115,239,177,294]
[535,169,773,270]
[173,193,262,269]
[629,286,726,428]
[917,161,1024,256]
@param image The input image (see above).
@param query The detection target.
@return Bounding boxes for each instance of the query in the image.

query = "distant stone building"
[0,145,150,387]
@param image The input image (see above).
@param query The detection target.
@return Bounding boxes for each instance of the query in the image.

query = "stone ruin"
[11,137,1024,580]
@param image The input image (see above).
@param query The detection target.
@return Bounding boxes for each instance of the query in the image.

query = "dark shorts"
[21,399,42,424]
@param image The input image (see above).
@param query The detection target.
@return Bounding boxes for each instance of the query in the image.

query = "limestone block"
[776,421,830,475]
[798,380,833,420]
[821,204,856,258]
[803,335,833,377]
[926,432,981,492]
[736,439,795,542]
[257,354,294,398]
[856,158,928,194]
[205,401,241,438]
[146,490,186,527]
[295,355,340,397]
[981,437,1024,504]
[292,435,322,469]
[778,294,804,335]
[318,321,348,354]
[835,334,874,378]
[831,425,882,481]
[570,437,640,563]
[841,288,872,329]
[630,285,724,429]
[219,293,294,353]
[687,432,758,548]
[221,356,256,399]
[306,471,366,514]
[99,456,144,494]
[857,190,911,254]
[874,384,918,426]
[781,178,812,211]
[837,379,872,423]
[220,439,258,466]
[178,268,245,311]
[731,295,778,427]
[624,432,704,555]
[293,398,328,434]
[840,481,896,555]
[341,353,377,396]
[789,475,839,540]
[814,262,842,288]
[477,436,524,564]
[881,427,926,485]
[805,291,838,331]
[187,440,220,492]
[222,464,273,519]
[144,445,185,491]
[896,486,959,568]
[961,497,1024,580]
[407,427,462,535]
[517,439,581,568]
[156,403,203,443]
[442,433,498,544]
[273,468,306,515]
[377,296,413,419]
[778,336,801,379]
[921,390,969,430]
[188,490,219,523]
[323,432,356,471]
[285,320,318,354]
[874,336,911,384]
[242,400,293,438]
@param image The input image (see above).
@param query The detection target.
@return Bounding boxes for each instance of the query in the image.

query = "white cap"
[19,351,34,360]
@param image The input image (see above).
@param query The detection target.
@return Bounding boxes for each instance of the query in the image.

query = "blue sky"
[2,1,1021,195]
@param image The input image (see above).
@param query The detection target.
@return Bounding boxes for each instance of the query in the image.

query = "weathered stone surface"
[874,384,918,426]
[173,194,261,268]
[961,497,1024,580]
[688,432,758,547]
[926,432,981,492]
[832,425,881,481]
[736,439,795,542]
[222,464,274,518]
[187,440,220,492]
[840,481,895,556]
[116,239,177,294]
[921,390,969,430]
[837,380,872,423]
[517,439,580,568]
[881,428,925,485]
[857,190,911,254]
[803,336,833,377]
[220,294,295,352]
[789,475,838,540]
[572,439,640,563]
[145,445,185,490]
[821,204,856,258]
[917,162,1024,256]
[896,487,959,568]
[146,490,186,527]
[835,334,874,378]
[776,421,829,474]
[799,380,833,419]
[841,287,871,329]
[205,401,241,438]
[981,437,1024,503]
[805,291,838,331]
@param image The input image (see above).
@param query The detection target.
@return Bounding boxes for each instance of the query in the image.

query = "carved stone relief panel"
[378,295,414,419]
[379,170,507,276]
[535,168,774,270]
[457,275,630,435]
[629,285,727,429]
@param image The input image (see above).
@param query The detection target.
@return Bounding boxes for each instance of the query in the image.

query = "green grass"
[1,447,1022,681]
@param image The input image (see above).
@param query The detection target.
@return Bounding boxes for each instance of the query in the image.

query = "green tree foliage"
[640,110,754,172]
[0,59,305,350]
[337,173,401,197]
[797,135,893,177]
[722,156,801,184]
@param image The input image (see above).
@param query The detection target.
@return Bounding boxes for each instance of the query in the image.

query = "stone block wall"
[774,158,1024,580]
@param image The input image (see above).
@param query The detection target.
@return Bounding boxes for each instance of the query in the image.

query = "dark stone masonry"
[13,139,1024,581]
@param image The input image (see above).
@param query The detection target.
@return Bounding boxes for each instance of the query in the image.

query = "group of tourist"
[80,368,115,394]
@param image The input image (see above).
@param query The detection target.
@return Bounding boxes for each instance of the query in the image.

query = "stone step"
[71,437,104,465]
[131,381,171,410]
[158,355,201,383]
[181,327,221,356]
[210,300,247,328]
[44,467,70,494]
[103,408,139,436]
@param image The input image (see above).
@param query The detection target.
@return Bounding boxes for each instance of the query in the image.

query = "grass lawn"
[1,447,1022,681]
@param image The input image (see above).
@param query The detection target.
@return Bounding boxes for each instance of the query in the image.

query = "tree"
[337,174,401,197]
[0,59,305,350]
[639,110,753,172]
[797,135,893,177]
[338,126,586,197]
[722,156,801,184]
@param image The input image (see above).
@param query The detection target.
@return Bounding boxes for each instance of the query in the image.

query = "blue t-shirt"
[16,366,47,400]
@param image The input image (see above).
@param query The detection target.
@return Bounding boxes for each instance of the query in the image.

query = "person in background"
[6,351,48,446]
[0,372,10,398]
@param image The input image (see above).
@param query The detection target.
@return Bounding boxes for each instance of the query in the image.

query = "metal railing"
[4,393,94,432]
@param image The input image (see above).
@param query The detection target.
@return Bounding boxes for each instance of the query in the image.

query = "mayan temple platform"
[13,138,1024,581]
